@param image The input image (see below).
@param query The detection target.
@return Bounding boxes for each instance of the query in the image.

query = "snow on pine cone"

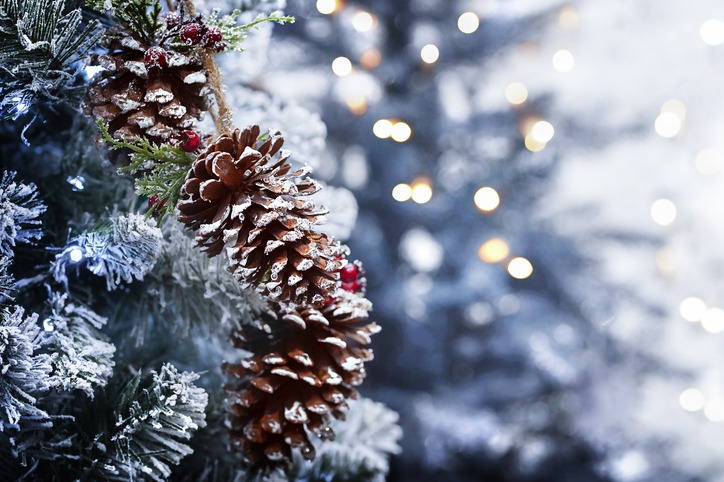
[177,125,346,306]
[223,291,380,467]
[83,28,209,144]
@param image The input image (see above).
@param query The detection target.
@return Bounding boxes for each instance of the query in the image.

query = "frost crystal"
[45,292,115,397]
[0,306,52,431]
[51,213,163,291]
[110,363,208,481]
[0,171,46,257]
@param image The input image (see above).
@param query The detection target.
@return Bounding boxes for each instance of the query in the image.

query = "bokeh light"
[505,82,528,105]
[552,49,575,72]
[680,388,706,412]
[458,12,480,34]
[702,307,724,333]
[695,149,723,175]
[373,119,393,138]
[478,238,510,263]
[530,120,555,143]
[705,399,724,422]
[680,297,707,322]
[332,56,353,77]
[421,44,440,64]
[700,19,724,46]
[391,121,412,142]
[392,183,412,202]
[352,11,375,32]
[474,187,501,212]
[411,178,433,204]
[360,49,382,69]
[650,199,677,226]
[508,257,533,279]
[316,0,339,15]
[559,5,580,30]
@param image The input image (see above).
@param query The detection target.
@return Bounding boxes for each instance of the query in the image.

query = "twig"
[184,0,234,134]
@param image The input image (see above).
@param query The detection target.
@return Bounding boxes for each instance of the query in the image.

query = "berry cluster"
[340,260,366,294]
[165,12,226,52]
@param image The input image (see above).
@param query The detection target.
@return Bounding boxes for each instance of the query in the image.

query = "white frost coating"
[128,113,155,129]
[119,36,142,51]
[292,352,313,366]
[144,88,173,104]
[159,103,187,118]
[270,260,287,280]
[112,95,142,113]
[271,367,298,379]
[300,373,318,386]
[294,285,308,296]
[287,273,303,286]
[167,52,190,67]
[323,367,343,385]
[262,354,285,365]
[231,198,252,218]
[320,337,347,348]
[125,61,148,78]
[340,356,363,372]
[183,71,207,84]
[283,313,306,329]
[284,401,309,423]
[256,211,279,227]
[199,216,225,236]
[295,258,314,271]
[265,239,285,254]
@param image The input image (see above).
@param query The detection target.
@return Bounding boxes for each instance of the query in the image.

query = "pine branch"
[0,171,46,258]
[109,363,208,482]
[199,9,294,53]
[96,119,195,221]
[0,0,103,115]
[0,256,13,302]
[84,0,162,43]
[45,291,116,397]
[51,212,163,291]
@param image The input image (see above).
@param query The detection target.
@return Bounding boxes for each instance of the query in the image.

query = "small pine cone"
[177,125,345,306]
[223,292,380,468]
[83,28,209,144]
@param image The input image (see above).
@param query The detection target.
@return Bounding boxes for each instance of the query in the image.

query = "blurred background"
[222,0,724,480]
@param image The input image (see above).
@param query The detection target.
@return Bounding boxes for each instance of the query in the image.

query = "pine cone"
[177,125,345,306]
[223,292,380,468]
[83,28,209,144]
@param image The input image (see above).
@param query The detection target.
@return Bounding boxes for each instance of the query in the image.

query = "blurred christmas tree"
[0,0,400,480]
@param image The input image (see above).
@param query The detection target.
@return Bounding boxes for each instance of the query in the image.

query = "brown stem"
[183,0,234,135]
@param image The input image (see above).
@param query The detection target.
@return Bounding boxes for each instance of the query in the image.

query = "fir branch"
[51,213,163,291]
[0,306,52,431]
[110,363,208,482]
[0,171,46,258]
[203,9,294,52]
[0,0,103,114]
[96,119,194,221]
[0,255,14,302]
[84,0,162,42]
[45,291,116,397]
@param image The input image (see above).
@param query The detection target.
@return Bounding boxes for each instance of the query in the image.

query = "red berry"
[340,264,359,283]
[203,26,223,48]
[181,23,203,45]
[179,130,201,152]
[144,47,167,69]
[342,280,362,293]
[148,194,159,207]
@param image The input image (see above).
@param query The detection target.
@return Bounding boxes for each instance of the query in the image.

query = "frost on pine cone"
[223,291,380,468]
[83,28,209,144]
[177,125,346,306]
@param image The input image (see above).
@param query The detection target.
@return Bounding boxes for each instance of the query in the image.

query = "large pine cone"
[83,28,209,144]
[223,292,380,468]
[177,125,345,306]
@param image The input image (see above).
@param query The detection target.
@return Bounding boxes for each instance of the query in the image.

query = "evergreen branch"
[84,0,162,42]
[0,171,46,258]
[204,9,294,52]
[110,364,208,482]
[96,119,194,221]
[0,0,103,114]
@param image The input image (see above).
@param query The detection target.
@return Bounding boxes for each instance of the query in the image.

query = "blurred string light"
[316,0,340,15]
[473,186,500,212]
[420,44,440,64]
[332,56,353,76]
[508,257,533,279]
[650,198,677,226]
[42,317,55,332]
[695,149,723,175]
[478,238,509,263]
[373,119,393,138]
[679,388,706,412]
[68,246,84,263]
[410,177,433,204]
[523,118,555,152]
[558,5,580,30]
[392,183,412,202]
[360,49,381,69]
[352,10,375,32]
[457,12,479,34]
[552,49,575,72]
[373,119,412,142]
[700,19,724,46]
[655,100,685,138]
[701,307,724,334]
[680,297,707,322]
[66,175,86,191]
[391,121,412,142]
[345,95,367,115]
[505,82,528,105]
[704,399,724,422]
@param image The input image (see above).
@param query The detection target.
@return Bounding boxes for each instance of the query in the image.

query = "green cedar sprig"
[203,9,294,52]
[96,119,194,222]
[84,0,162,43]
